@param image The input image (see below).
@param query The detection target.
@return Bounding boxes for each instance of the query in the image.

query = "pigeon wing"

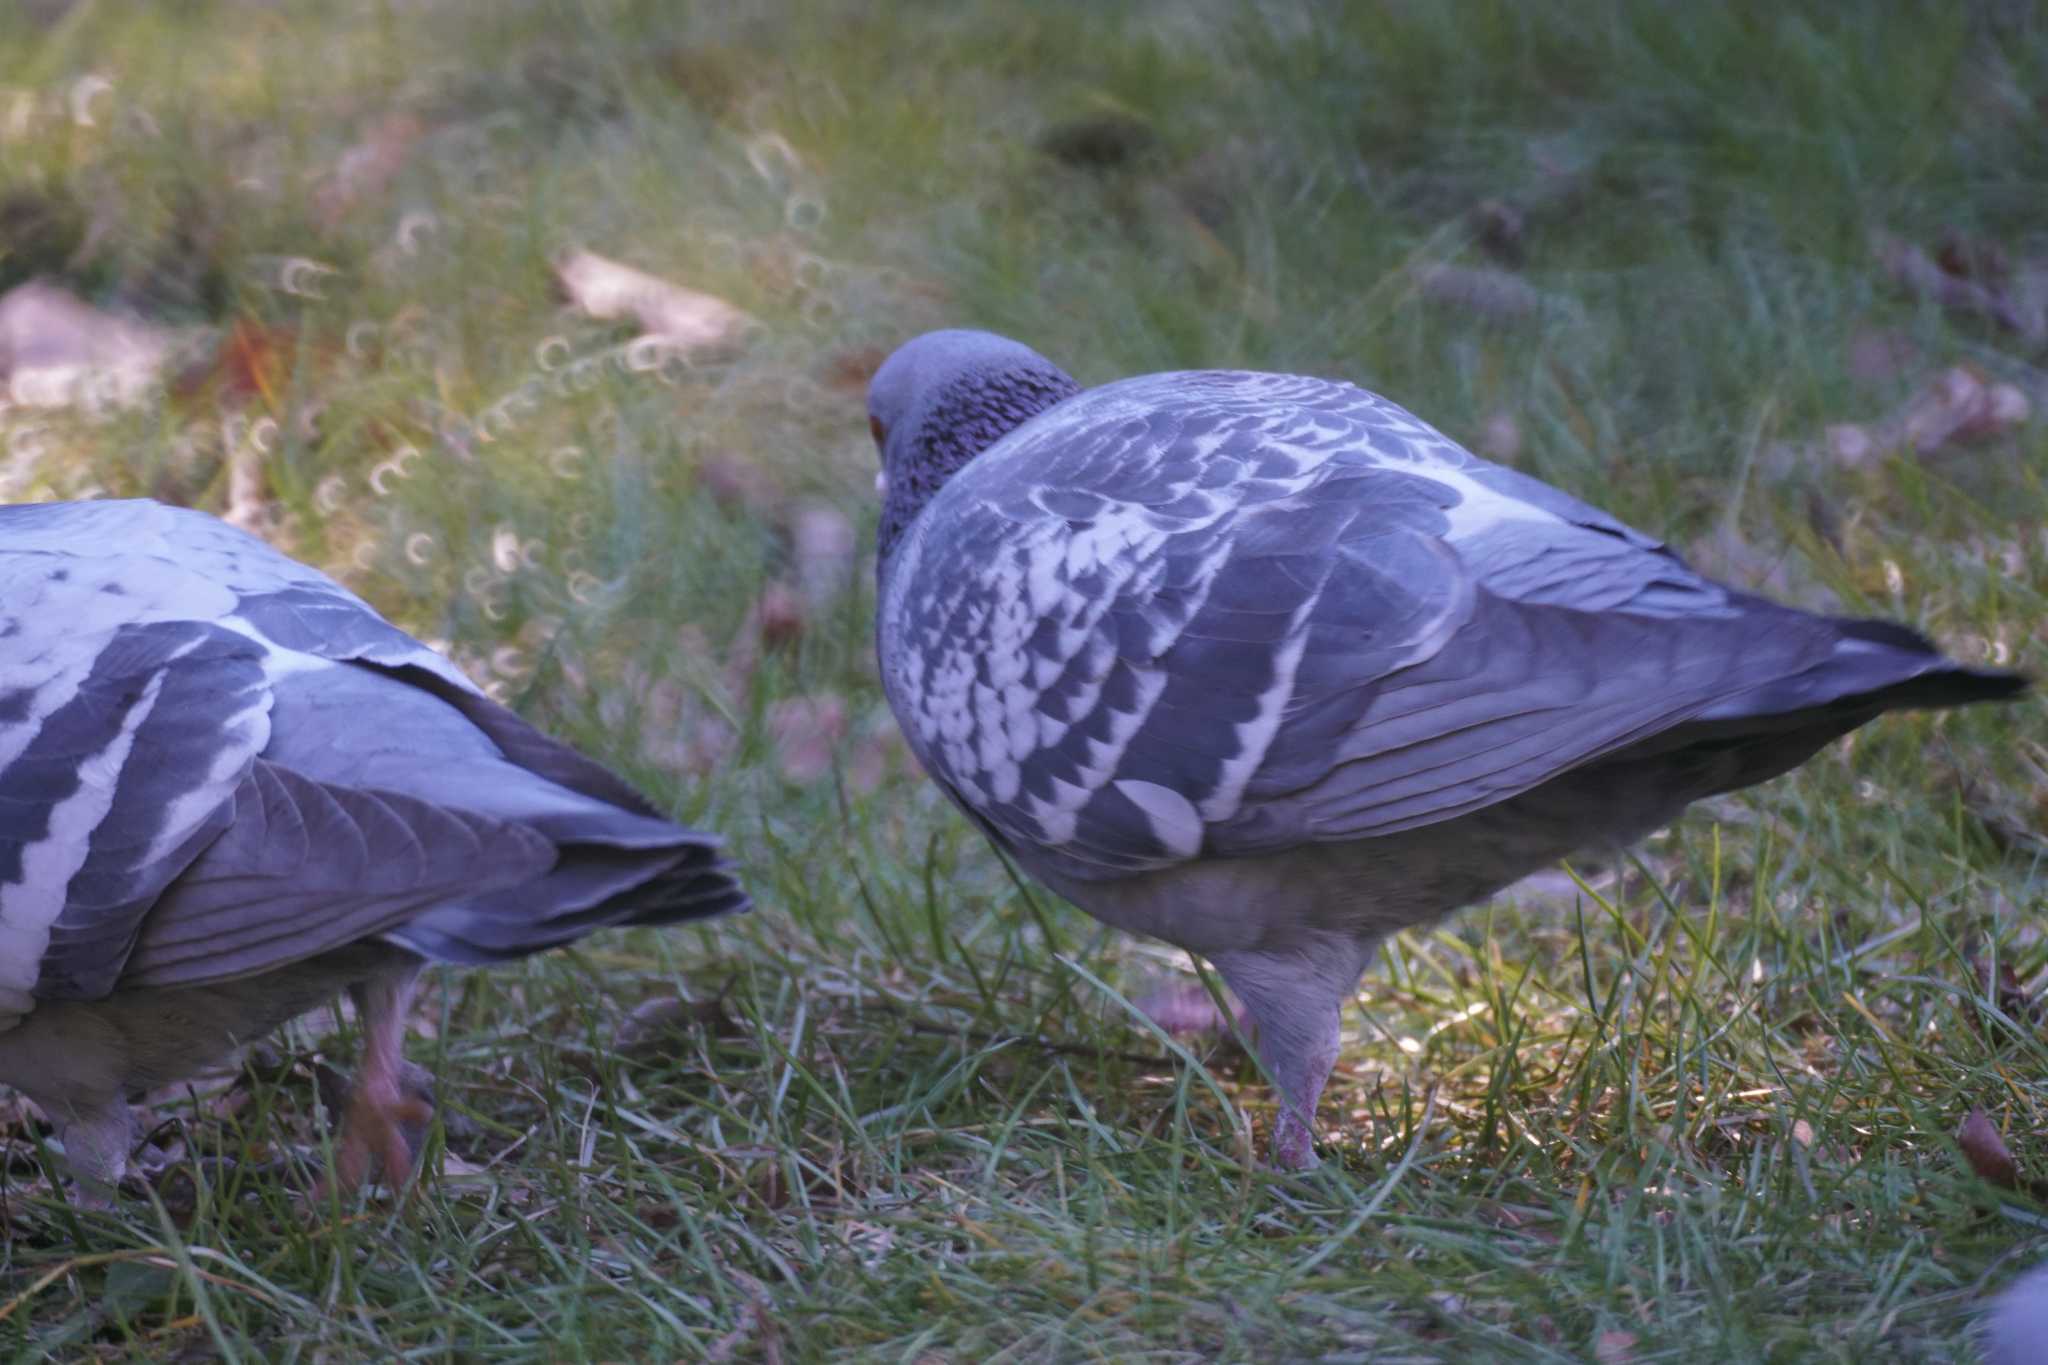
[880,372,1838,880]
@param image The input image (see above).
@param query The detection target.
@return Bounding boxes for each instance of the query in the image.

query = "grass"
[0,0,2044,1358]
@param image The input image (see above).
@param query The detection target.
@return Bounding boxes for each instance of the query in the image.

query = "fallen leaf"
[707,1276,783,1365]
[1936,229,2010,284]
[612,994,734,1051]
[1990,960,2039,1023]
[1593,1329,1638,1363]
[821,345,887,395]
[844,723,908,795]
[1958,1107,2020,1188]
[696,450,784,516]
[1413,263,1545,322]
[1469,198,1526,265]
[193,317,297,407]
[1877,234,2047,343]
[766,693,847,784]
[1477,409,1522,464]
[655,44,750,118]
[1814,365,2031,469]
[0,279,190,410]
[1897,367,2029,453]
[313,112,425,227]
[554,247,748,355]
[753,580,806,651]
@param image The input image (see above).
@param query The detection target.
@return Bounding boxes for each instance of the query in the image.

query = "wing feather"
[880,371,1838,881]
[2,499,742,1007]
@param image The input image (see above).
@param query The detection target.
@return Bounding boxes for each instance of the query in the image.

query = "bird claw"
[1271,1110,1322,1172]
[309,1077,433,1205]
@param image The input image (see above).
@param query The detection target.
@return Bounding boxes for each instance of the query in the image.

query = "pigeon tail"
[1694,612,2028,723]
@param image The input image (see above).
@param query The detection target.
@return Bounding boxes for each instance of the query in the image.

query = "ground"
[0,1,2044,1360]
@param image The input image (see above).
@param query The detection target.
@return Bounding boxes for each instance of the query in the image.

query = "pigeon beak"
[875,470,889,498]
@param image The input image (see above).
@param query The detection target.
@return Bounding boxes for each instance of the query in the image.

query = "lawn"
[1,1,2045,1359]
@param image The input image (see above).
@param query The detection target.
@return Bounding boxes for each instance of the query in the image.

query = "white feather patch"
[0,667,167,992]
[1113,779,1204,859]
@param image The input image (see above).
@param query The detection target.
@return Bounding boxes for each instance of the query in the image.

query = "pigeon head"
[867,329,1081,563]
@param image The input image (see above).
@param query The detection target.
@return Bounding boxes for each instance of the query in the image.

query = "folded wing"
[881,372,2000,882]
[0,500,743,1018]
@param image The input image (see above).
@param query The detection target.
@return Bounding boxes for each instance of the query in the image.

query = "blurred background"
[1,1,2044,1359]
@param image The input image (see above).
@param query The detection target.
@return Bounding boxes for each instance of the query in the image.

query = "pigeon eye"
[869,416,886,446]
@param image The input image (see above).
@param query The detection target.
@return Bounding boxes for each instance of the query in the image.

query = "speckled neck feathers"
[874,357,1081,567]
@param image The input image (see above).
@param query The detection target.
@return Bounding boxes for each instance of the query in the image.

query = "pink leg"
[1212,935,1379,1171]
[313,964,430,1201]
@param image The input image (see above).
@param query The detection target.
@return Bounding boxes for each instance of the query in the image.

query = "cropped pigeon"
[0,499,748,1198]
[867,329,2027,1169]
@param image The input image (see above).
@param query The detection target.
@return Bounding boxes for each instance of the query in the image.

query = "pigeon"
[866,329,2027,1170]
[0,499,748,1199]
[1985,1261,2048,1365]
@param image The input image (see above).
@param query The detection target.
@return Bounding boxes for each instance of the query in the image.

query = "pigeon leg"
[51,1095,134,1207]
[1211,935,1378,1171]
[314,963,430,1200]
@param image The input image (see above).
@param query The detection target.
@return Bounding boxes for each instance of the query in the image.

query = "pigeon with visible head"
[867,329,2027,1170]
[0,500,748,1199]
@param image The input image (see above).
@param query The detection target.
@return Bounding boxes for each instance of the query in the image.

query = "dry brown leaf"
[1593,1329,1638,1363]
[1936,229,2011,284]
[845,725,908,795]
[313,112,425,227]
[1988,959,2039,1024]
[1818,365,2030,469]
[612,994,734,1051]
[1878,234,2047,343]
[1958,1107,2020,1188]
[0,279,189,410]
[696,450,785,516]
[1897,367,2030,453]
[707,1277,784,1365]
[1477,409,1522,464]
[753,580,806,651]
[822,344,888,395]
[554,247,748,354]
[1413,263,1546,322]
[766,693,847,784]
[196,318,299,407]
[1469,198,1527,265]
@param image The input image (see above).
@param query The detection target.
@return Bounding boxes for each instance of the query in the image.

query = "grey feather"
[869,329,2027,1168]
[0,498,746,1004]
[0,498,748,1193]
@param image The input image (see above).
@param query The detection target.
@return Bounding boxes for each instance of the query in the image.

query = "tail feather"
[389,845,747,964]
[1696,613,2028,723]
